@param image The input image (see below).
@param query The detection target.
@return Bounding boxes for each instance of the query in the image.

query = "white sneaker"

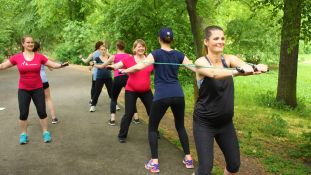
[89,106,96,112]
[116,105,120,111]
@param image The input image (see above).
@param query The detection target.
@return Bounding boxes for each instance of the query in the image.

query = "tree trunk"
[185,0,203,101]
[276,0,303,107]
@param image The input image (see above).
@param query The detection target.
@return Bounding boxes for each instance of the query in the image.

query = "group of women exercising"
[0,26,268,175]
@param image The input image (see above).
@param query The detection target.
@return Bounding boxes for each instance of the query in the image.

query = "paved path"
[0,66,193,175]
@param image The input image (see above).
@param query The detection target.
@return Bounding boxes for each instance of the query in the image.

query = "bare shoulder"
[195,56,208,66]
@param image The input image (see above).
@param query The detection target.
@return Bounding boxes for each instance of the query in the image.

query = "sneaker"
[51,117,59,124]
[89,106,96,112]
[116,105,120,111]
[183,158,194,169]
[19,133,29,145]
[145,159,160,173]
[89,99,92,106]
[108,119,116,126]
[119,138,126,143]
[133,118,140,124]
[43,131,52,143]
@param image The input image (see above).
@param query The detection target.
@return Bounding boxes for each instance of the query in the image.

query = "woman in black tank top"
[192,26,268,175]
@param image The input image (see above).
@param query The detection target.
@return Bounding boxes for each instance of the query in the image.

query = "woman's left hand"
[255,64,269,73]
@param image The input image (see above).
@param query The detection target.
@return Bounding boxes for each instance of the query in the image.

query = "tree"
[252,0,310,107]
[276,0,303,107]
[185,0,203,100]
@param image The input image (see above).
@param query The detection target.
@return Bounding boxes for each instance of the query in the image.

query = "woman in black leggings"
[0,35,68,144]
[95,40,138,125]
[89,44,112,112]
[108,39,153,143]
[193,26,268,175]
[121,27,196,173]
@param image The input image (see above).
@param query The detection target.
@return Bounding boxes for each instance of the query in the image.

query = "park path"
[0,66,194,175]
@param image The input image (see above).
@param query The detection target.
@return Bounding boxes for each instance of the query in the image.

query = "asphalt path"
[0,66,194,175]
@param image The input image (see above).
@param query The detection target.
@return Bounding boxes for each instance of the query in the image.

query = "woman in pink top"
[0,35,68,144]
[108,39,153,143]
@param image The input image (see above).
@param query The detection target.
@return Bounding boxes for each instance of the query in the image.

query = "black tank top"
[193,56,234,127]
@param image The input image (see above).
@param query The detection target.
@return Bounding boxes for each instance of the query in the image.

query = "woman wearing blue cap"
[120,27,195,173]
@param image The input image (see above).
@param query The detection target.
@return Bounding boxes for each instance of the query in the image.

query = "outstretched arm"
[45,60,69,69]
[228,55,268,73]
[94,55,115,69]
[195,57,238,80]
[106,61,124,70]
[80,52,94,63]
[0,60,14,70]
[121,54,154,74]
[182,56,196,72]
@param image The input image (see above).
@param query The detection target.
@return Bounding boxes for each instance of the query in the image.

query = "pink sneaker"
[145,159,160,173]
[183,158,194,169]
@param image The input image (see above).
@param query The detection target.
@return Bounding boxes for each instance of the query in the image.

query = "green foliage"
[260,113,289,137]
[299,131,311,159]
[54,21,96,63]
[299,41,311,55]
[100,0,195,56]
[223,1,281,64]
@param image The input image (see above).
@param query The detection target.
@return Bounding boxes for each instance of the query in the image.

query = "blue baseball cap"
[159,27,174,41]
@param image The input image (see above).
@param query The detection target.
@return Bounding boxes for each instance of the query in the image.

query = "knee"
[20,115,28,121]
[226,160,240,174]
[38,112,47,119]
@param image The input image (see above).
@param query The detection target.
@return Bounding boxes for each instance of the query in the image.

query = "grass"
[127,54,311,174]
[180,55,311,174]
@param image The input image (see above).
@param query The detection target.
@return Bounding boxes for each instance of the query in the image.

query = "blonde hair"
[132,39,146,55]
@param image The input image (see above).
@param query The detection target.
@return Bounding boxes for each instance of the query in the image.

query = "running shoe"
[133,118,140,124]
[19,133,29,145]
[42,131,52,143]
[118,138,126,143]
[116,105,121,111]
[145,159,160,173]
[89,106,96,112]
[51,117,59,124]
[108,119,116,126]
[183,158,194,169]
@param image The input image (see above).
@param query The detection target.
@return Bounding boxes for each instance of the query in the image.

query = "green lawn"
[182,58,311,174]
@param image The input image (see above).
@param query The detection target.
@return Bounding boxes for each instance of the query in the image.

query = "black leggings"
[91,79,96,100]
[193,121,240,175]
[148,97,190,158]
[118,90,153,139]
[110,75,137,113]
[18,88,47,120]
[91,78,112,106]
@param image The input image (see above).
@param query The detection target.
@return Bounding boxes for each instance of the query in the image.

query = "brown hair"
[203,25,224,54]
[116,40,125,50]
[94,41,104,51]
[132,39,146,55]
[33,41,41,52]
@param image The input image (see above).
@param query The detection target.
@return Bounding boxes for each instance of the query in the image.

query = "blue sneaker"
[19,133,28,145]
[42,131,52,143]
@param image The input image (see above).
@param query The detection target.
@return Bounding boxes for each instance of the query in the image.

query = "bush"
[54,21,96,64]
[260,113,288,137]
